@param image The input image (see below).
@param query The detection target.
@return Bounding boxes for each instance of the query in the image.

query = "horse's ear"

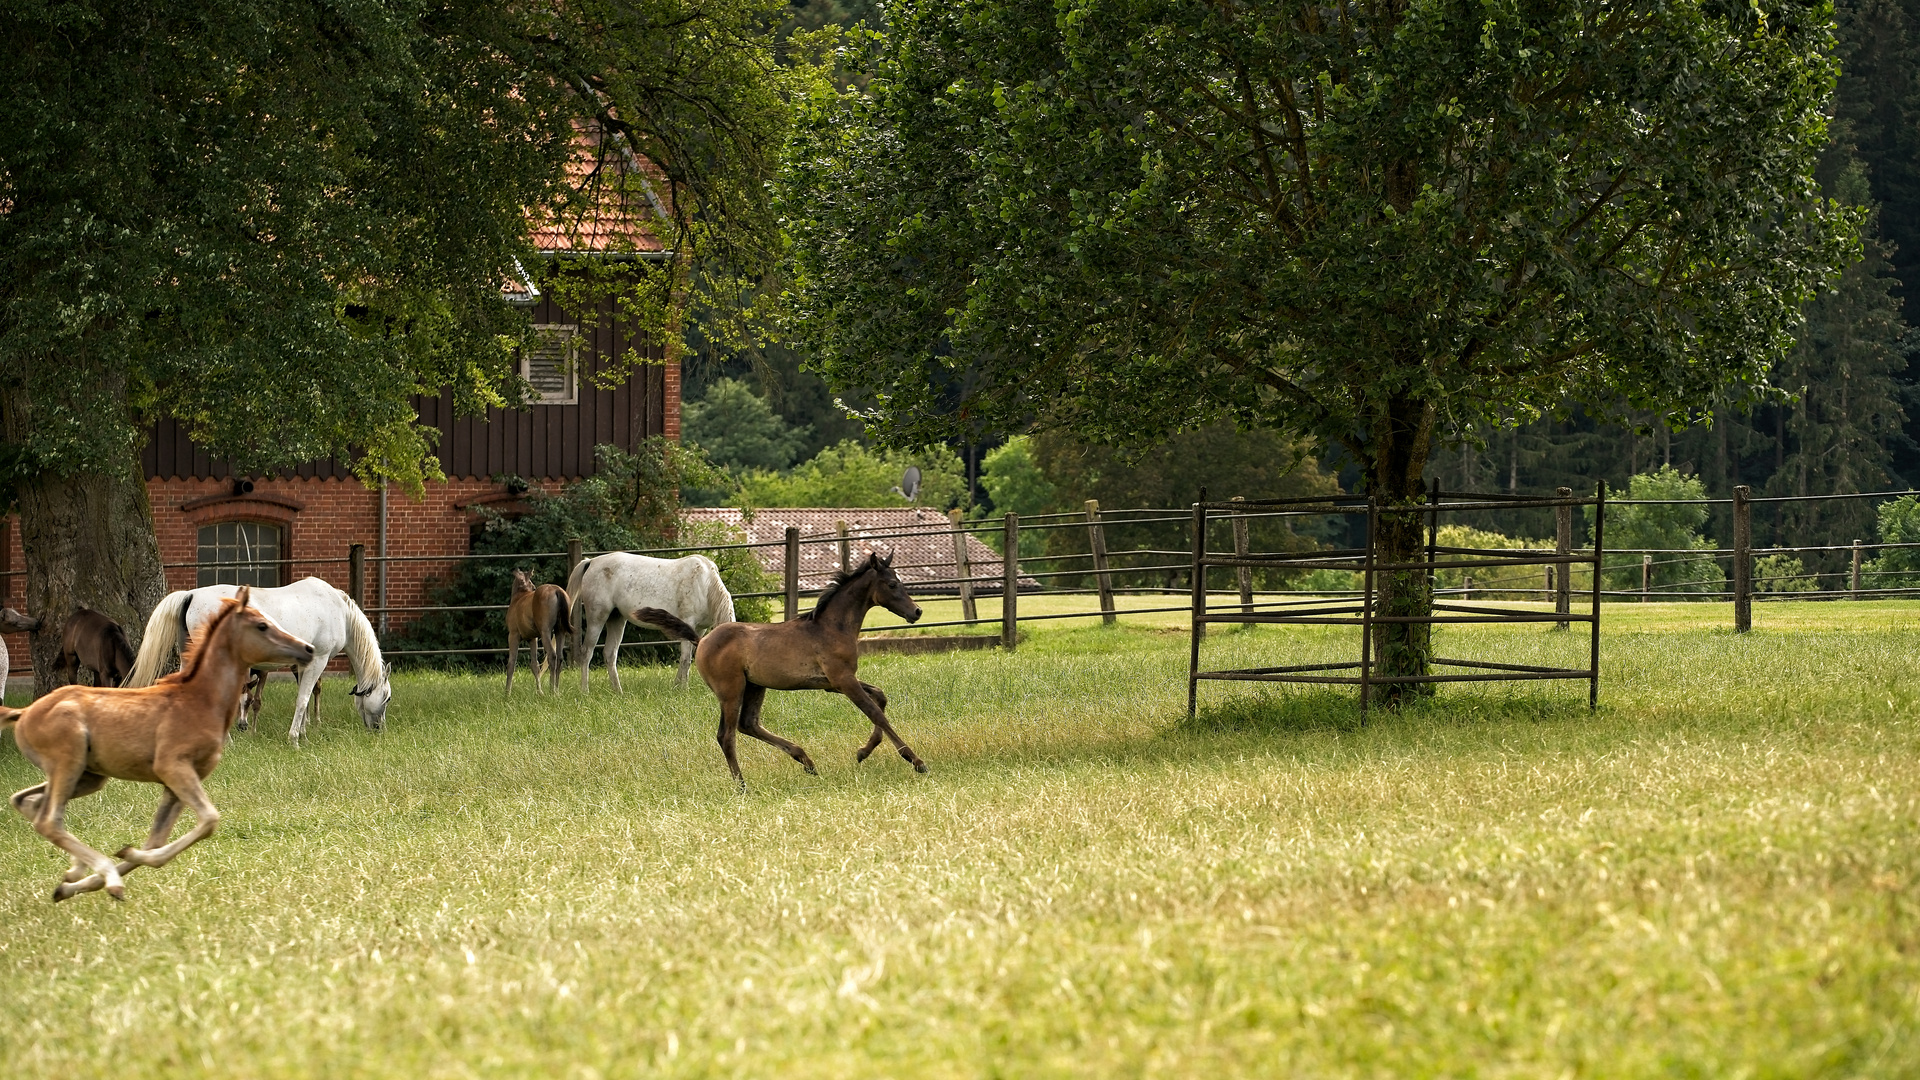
[234,586,251,608]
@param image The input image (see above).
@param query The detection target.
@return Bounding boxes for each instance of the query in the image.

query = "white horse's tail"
[566,556,591,645]
[706,558,736,626]
[126,590,194,687]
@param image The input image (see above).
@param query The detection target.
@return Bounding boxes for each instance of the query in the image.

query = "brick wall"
[4,474,555,682]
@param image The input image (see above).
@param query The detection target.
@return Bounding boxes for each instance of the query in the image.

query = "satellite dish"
[891,465,923,504]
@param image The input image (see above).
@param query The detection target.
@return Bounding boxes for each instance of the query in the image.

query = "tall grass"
[1,602,1917,1076]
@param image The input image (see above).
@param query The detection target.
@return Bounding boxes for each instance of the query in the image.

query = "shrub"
[1863,495,1920,589]
[974,436,1055,558]
[1430,525,1560,596]
[386,441,763,668]
[735,440,967,509]
[1293,567,1361,593]
[1753,553,1819,593]
[1589,466,1726,596]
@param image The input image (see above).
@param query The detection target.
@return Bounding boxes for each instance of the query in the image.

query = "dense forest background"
[684,0,1920,564]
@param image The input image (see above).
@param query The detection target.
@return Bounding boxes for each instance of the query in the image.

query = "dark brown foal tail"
[630,607,700,643]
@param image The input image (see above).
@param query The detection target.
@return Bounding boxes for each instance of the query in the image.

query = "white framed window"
[197,521,282,588]
[521,323,579,405]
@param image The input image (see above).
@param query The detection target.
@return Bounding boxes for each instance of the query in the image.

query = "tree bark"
[1366,392,1437,707]
[4,384,167,696]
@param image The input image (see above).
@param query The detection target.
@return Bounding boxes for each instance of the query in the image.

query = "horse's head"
[510,568,535,596]
[350,662,392,732]
[226,588,315,670]
[866,553,921,624]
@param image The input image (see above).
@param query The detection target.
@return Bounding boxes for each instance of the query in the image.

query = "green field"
[3,600,1918,1076]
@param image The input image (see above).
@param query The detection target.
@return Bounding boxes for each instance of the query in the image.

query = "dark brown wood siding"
[144,291,671,482]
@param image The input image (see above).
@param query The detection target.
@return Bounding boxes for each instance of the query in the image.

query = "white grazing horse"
[1,606,41,700]
[127,577,391,741]
[567,553,735,691]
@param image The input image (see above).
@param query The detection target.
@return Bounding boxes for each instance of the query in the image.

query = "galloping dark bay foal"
[634,552,927,785]
[57,606,136,688]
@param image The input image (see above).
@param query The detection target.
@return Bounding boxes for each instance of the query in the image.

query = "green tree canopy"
[684,378,813,472]
[785,0,1854,689]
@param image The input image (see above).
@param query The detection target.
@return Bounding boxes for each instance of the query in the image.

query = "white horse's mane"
[341,592,386,688]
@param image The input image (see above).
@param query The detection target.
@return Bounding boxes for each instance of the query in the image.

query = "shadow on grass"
[1174,685,1594,739]
[1177,689,1364,737]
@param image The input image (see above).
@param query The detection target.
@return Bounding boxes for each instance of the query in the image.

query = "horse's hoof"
[914,762,929,774]
[106,885,125,901]
[51,884,69,903]
[855,749,872,764]
[802,762,818,776]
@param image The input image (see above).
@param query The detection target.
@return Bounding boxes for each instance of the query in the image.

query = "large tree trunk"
[5,385,167,696]
[1366,393,1437,707]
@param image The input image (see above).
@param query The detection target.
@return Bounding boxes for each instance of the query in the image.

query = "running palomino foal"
[1,588,314,901]
[632,552,928,785]
[506,569,571,695]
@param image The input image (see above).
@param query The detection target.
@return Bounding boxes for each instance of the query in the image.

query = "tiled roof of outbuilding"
[682,507,1039,594]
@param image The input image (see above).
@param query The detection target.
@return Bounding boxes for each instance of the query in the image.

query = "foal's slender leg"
[716,691,746,787]
[844,682,889,763]
[504,629,520,696]
[736,684,817,775]
[831,675,926,773]
[33,756,126,901]
[67,788,184,884]
[542,625,562,693]
[116,764,220,871]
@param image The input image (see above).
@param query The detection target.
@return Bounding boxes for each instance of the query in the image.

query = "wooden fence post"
[1085,499,1116,625]
[1732,485,1751,632]
[1642,554,1652,601]
[1002,513,1019,651]
[784,526,800,622]
[1555,487,1572,630]
[1853,539,1864,597]
[1231,496,1253,614]
[349,544,366,609]
[949,509,977,623]
[567,537,583,579]
[1188,500,1209,714]
[836,520,850,574]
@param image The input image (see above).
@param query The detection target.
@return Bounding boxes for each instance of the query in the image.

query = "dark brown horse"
[506,569,571,695]
[57,606,136,688]
[633,552,926,785]
[1,587,314,901]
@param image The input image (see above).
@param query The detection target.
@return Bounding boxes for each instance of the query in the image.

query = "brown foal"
[0,588,314,901]
[506,569,571,695]
[56,606,137,688]
[633,552,927,785]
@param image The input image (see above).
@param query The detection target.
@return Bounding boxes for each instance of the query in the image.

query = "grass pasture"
[2,601,1919,1076]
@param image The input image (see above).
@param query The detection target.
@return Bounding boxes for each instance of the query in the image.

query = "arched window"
[197,522,281,588]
